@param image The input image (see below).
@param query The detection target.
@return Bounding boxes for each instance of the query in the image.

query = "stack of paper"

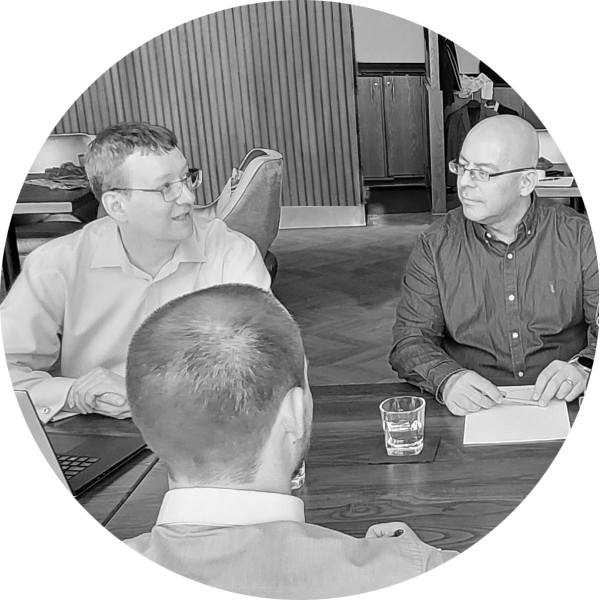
[463,386,571,445]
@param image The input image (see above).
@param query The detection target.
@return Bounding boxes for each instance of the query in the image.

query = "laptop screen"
[579,394,599,548]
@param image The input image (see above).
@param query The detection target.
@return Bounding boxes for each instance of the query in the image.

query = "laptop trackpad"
[48,434,96,455]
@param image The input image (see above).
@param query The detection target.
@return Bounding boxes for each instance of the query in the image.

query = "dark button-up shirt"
[389,199,598,398]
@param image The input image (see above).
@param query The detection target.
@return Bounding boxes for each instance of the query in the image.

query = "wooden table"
[75,382,578,551]
[535,162,583,212]
[0,415,157,598]
[0,383,598,600]
[2,176,92,291]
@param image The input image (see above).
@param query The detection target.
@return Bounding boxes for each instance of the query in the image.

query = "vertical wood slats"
[53,1,360,208]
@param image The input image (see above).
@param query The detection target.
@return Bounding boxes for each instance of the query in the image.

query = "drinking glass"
[379,396,425,456]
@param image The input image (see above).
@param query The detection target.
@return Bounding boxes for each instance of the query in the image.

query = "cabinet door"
[357,77,386,178]
[384,76,425,177]
[494,85,523,117]
[563,88,598,154]
[525,87,565,130]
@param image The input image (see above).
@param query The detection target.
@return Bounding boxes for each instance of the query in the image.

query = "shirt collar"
[472,197,538,245]
[156,487,306,527]
[90,219,207,275]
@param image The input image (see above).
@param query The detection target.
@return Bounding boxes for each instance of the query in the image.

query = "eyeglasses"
[108,168,202,203]
[449,160,536,183]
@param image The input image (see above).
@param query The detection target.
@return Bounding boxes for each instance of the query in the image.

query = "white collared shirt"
[156,487,306,527]
[1,214,271,422]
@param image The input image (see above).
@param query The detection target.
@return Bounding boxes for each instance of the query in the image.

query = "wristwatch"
[570,356,594,373]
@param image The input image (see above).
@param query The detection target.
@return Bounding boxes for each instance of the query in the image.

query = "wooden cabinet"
[357,75,425,179]
[357,77,386,178]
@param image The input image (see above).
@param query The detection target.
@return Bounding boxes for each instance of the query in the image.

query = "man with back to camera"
[124,284,457,599]
[389,115,597,416]
[1,122,270,423]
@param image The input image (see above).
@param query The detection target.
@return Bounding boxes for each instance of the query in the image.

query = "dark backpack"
[479,35,517,83]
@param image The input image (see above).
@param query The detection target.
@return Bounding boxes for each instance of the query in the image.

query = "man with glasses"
[1,122,270,421]
[389,115,597,416]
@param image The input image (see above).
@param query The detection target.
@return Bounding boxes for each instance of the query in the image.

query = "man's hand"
[66,368,131,418]
[533,360,589,406]
[441,370,503,416]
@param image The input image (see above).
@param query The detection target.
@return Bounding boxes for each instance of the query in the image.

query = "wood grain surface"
[88,382,577,552]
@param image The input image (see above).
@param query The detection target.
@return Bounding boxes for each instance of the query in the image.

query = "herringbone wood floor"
[1,213,437,385]
[271,213,437,385]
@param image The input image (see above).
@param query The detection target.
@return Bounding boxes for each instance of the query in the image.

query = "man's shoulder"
[22,217,112,269]
[192,212,256,251]
[536,199,591,230]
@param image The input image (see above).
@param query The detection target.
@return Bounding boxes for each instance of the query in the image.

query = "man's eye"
[161,182,172,191]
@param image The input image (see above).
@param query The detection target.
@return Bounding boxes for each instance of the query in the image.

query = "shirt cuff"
[431,365,468,404]
[27,378,75,424]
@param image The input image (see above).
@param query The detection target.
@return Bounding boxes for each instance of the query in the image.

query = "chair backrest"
[536,129,575,164]
[201,148,283,258]
[30,133,95,173]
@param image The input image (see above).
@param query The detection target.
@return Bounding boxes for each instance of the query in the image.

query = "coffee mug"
[577,150,598,175]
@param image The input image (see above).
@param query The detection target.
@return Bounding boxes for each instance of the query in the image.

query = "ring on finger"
[564,379,574,387]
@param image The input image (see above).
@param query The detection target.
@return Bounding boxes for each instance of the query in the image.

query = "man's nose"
[459,169,476,188]
[177,183,196,205]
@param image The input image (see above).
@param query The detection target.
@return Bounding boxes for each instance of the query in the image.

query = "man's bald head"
[126,284,306,485]
[463,115,539,171]
[457,116,540,228]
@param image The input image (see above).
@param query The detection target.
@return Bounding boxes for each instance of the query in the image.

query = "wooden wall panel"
[54,1,361,208]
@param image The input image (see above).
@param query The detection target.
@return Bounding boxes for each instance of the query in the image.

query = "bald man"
[389,116,597,416]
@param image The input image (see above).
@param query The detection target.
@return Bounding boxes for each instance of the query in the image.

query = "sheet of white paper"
[537,176,574,187]
[463,386,571,445]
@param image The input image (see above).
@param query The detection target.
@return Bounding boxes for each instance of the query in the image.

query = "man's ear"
[278,387,307,442]
[102,190,128,223]
[520,170,538,197]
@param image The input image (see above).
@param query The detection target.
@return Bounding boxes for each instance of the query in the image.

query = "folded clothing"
[25,161,90,190]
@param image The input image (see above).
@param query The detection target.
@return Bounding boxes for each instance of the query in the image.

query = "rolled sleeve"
[1,251,71,420]
[389,233,464,395]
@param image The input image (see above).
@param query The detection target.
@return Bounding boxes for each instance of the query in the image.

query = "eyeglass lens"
[449,162,488,182]
[164,170,201,202]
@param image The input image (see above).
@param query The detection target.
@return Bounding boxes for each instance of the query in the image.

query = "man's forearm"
[389,336,465,399]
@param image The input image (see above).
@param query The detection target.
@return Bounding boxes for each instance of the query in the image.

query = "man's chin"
[461,202,485,223]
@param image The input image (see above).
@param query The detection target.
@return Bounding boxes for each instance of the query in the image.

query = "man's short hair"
[126,284,306,485]
[85,122,178,200]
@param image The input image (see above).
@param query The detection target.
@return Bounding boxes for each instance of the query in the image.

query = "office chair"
[17,133,97,257]
[197,148,283,281]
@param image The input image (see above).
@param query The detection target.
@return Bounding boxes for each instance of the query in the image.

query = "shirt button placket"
[505,250,525,377]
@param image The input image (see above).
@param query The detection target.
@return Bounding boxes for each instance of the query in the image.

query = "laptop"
[16,390,147,497]
[579,394,599,570]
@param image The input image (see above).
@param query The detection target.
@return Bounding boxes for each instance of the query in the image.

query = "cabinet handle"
[371,80,378,102]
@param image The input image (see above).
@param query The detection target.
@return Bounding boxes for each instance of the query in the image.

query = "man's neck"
[484,197,532,245]
[118,227,179,278]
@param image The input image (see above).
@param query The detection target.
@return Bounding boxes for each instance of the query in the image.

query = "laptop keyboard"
[57,455,100,479]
